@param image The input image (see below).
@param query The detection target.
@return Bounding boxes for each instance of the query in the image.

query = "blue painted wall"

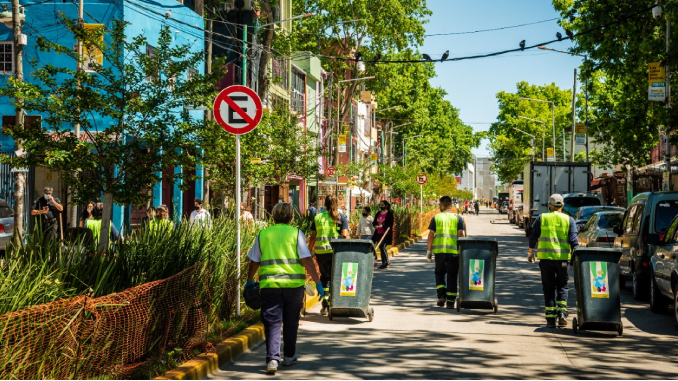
[0,0,205,231]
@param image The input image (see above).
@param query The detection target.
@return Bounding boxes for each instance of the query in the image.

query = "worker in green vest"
[85,203,121,244]
[528,194,578,329]
[246,202,323,375]
[148,204,173,233]
[308,195,349,315]
[426,195,466,309]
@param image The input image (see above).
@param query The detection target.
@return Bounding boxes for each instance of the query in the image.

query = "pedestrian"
[79,201,95,227]
[141,205,155,230]
[306,202,318,218]
[190,198,211,227]
[309,195,349,315]
[86,202,121,244]
[239,201,253,223]
[372,200,394,269]
[528,194,578,328]
[425,196,466,309]
[150,204,173,233]
[357,206,375,239]
[464,199,470,215]
[474,200,480,215]
[31,186,63,241]
[245,202,323,375]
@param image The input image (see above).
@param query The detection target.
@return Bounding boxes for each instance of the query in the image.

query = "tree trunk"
[98,192,114,254]
[256,0,274,102]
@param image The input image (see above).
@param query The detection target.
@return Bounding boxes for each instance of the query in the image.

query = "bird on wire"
[422,53,432,62]
[556,32,563,41]
[165,9,171,19]
[519,40,525,50]
[441,50,449,62]
[566,29,574,39]
[372,53,381,63]
[355,52,362,62]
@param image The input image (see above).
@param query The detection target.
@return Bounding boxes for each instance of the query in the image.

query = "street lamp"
[519,97,556,161]
[518,116,547,161]
[403,134,424,167]
[512,127,538,161]
[538,46,589,162]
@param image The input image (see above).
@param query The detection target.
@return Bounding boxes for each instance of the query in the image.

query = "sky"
[420,0,582,158]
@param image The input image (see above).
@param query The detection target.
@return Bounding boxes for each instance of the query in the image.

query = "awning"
[348,186,372,198]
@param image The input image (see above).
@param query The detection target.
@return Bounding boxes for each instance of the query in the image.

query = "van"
[613,192,678,301]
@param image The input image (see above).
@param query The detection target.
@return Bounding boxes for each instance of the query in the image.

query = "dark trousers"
[539,260,569,320]
[260,287,304,363]
[315,253,333,308]
[373,234,390,265]
[435,254,459,301]
[36,218,58,241]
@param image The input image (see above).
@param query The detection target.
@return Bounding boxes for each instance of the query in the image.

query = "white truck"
[507,180,524,225]
[522,162,598,237]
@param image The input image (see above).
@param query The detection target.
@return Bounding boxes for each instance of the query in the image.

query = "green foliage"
[552,0,670,167]
[489,81,575,183]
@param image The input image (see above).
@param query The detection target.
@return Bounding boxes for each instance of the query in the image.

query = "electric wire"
[425,17,559,37]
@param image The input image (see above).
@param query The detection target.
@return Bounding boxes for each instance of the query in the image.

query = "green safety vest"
[258,224,306,289]
[537,211,572,260]
[86,219,110,243]
[314,211,339,255]
[432,212,459,255]
[149,219,173,233]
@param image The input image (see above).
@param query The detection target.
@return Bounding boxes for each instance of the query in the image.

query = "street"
[210,208,678,380]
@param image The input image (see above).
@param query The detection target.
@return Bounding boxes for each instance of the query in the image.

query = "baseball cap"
[549,194,564,207]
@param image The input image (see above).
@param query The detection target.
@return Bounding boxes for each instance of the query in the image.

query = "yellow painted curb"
[157,291,321,380]
[386,231,427,258]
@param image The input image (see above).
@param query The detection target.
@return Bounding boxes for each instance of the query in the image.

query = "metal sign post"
[213,85,263,317]
[416,173,427,215]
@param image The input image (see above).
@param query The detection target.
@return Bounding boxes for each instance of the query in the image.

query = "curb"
[155,290,321,380]
[158,233,430,380]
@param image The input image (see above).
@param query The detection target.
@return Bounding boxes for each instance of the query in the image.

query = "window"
[146,45,158,82]
[291,68,305,113]
[632,205,644,234]
[664,215,678,243]
[0,204,13,218]
[624,205,637,234]
[0,42,13,74]
[655,200,678,234]
[598,213,623,230]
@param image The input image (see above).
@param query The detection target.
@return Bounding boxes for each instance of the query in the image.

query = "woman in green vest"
[149,204,173,233]
[85,203,121,244]
[308,195,349,315]
[245,202,323,375]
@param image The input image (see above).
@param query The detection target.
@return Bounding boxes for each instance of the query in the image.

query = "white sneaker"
[426,251,433,262]
[266,360,278,375]
[282,354,298,366]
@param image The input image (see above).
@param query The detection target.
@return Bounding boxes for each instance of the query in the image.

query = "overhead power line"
[425,17,559,37]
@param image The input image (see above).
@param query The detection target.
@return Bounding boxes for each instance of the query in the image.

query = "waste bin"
[328,239,376,322]
[457,238,499,313]
[571,247,623,336]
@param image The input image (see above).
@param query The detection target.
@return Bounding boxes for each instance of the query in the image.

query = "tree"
[489,81,575,183]
[0,16,221,252]
[551,0,672,167]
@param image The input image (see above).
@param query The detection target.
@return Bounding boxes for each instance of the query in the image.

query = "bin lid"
[572,247,622,261]
[457,238,499,254]
[329,239,377,256]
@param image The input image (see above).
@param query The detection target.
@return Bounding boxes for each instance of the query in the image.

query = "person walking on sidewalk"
[528,194,578,328]
[245,202,324,375]
[426,196,466,309]
[357,206,375,239]
[308,195,349,315]
[372,200,394,269]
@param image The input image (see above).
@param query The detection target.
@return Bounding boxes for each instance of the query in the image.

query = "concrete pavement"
[209,208,678,379]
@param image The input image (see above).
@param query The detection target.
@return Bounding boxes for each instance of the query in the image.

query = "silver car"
[578,211,623,248]
[0,200,14,252]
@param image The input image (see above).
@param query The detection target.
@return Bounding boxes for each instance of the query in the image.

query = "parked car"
[516,205,524,227]
[613,192,678,301]
[561,193,604,217]
[0,200,14,253]
[499,201,508,214]
[577,211,624,248]
[648,214,678,326]
[574,206,625,232]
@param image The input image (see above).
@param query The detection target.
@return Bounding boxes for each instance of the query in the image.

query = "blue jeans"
[260,287,304,363]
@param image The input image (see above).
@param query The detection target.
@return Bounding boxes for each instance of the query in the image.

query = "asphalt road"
[209,208,678,379]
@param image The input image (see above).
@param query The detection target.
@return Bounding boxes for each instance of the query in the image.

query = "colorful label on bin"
[340,262,358,296]
[590,261,609,298]
[469,259,484,290]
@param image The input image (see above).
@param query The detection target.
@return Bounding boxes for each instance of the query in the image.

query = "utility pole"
[69,0,84,229]
[570,68,578,161]
[666,14,672,190]
[11,0,25,247]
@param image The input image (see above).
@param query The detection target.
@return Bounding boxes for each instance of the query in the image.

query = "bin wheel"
[493,298,498,314]
[328,309,333,321]
[456,297,461,312]
[572,318,578,334]
[368,307,374,322]
[618,323,623,336]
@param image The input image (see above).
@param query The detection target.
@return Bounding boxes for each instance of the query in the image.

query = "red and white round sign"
[213,85,263,135]
[326,166,336,178]
[416,173,428,185]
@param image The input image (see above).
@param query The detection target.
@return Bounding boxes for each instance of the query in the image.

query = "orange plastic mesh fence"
[0,263,211,379]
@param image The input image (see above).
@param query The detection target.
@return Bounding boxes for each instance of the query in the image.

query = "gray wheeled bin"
[571,248,623,336]
[327,239,376,322]
[456,238,499,313]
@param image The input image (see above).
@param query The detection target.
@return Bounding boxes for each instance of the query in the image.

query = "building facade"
[475,157,496,201]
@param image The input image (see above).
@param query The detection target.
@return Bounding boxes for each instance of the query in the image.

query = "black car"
[649,213,678,329]
[574,206,625,232]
